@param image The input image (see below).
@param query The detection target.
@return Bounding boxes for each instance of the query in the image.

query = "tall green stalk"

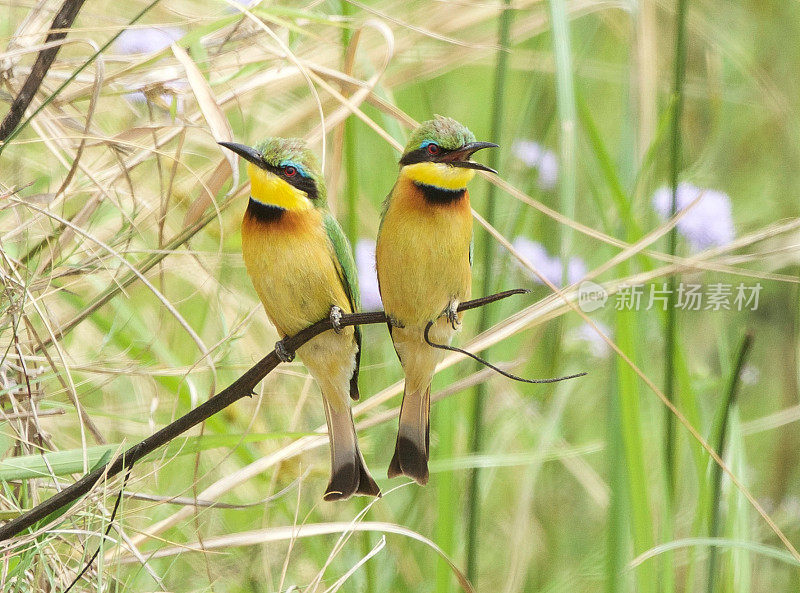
[464,0,512,582]
[662,7,688,586]
[606,367,628,593]
[664,0,689,504]
[341,1,359,247]
[543,7,576,533]
[548,0,577,275]
[435,373,458,593]
[343,121,359,246]
[706,332,753,593]
[338,6,373,592]
[616,301,657,593]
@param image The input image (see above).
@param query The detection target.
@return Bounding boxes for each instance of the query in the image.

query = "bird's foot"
[388,315,405,329]
[275,339,295,363]
[329,305,344,334]
[442,300,461,330]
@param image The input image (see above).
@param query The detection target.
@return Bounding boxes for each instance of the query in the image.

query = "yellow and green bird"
[376,116,497,484]
[220,137,380,501]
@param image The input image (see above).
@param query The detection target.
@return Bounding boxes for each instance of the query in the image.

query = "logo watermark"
[577,282,762,312]
[578,281,608,312]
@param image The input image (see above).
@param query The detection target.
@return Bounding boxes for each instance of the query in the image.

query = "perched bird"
[219,137,380,501]
[376,116,497,484]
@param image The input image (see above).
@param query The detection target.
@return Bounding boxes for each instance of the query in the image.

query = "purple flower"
[512,140,558,190]
[571,322,612,358]
[512,237,585,286]
[512,237,561,285]
[652,183,735,251]
[740,364,760,385]
[114,26,183,55]
[566,256,587,286]
[355,239,382,310]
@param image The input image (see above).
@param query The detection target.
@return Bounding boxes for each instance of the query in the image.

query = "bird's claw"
[329,305,344,334]
[443,302,460,330]
[388,315,405,329]
[275,339,295,363]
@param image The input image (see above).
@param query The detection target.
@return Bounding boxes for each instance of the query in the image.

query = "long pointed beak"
[218,141,264,167]
[445,141,499,173]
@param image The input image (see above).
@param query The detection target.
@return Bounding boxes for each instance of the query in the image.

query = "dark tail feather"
[324,463,358,502]
[322,399,381,501]
[387,385,431,485]
[349,364,360,401]
[355,447,381,497]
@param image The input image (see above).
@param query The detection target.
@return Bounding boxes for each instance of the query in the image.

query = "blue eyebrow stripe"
[280,159,309,177]
[419,140,433,149]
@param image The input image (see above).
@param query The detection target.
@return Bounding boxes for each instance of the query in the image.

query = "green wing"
[323,212,360,311]
[323,211,362,400]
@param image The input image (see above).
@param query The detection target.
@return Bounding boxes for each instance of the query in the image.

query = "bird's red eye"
[284,165,297,177]
[426,143,440,155]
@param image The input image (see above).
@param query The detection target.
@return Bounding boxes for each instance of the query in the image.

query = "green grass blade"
[548,0,577,273]
[465,0,513,582]
[663,0,690,505]
[0,433,286,481]
[616,304,656,593]
[724,411,752,593]
[706,332,753,593]
[607,366,629,593]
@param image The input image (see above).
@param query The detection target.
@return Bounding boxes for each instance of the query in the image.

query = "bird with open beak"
[376,116,498,485]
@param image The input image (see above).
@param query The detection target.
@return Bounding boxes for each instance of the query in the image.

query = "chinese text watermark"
[578,281,762,312]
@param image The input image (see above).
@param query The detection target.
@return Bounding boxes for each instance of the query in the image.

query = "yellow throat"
[248,162,313,211]
[401,162,476,190]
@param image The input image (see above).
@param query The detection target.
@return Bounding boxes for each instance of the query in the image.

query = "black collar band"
[415,182,466,204]
[247,197,286,222]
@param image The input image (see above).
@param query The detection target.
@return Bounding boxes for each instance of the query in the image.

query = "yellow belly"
[376,176,472,329]
[242,206,357,410]
[241,206,352,335]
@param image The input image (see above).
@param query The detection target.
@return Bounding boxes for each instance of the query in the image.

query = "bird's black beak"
[218,141,264,168]
[444,141,499,173]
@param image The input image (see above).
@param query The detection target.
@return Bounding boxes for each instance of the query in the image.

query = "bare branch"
[0,289,528,542]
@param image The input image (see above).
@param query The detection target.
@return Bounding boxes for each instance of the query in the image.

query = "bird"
[219,137,380,501]
[376,116,498,485]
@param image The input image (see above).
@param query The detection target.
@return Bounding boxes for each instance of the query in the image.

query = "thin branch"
[0,0,87,140]
[0,289,527,542]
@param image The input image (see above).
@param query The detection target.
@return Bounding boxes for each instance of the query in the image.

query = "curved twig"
[423,322,587,384]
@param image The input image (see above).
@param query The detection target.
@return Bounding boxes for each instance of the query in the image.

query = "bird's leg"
[441,299,461,330]
[274,339,295,363]
[387,315,405,329]
[329,305,344,334]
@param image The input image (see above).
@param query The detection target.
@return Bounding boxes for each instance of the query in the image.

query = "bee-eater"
[219,137,380,501]
[376,116,497,485]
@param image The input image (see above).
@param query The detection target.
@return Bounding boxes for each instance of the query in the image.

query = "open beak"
[444,141,499,173]
[218,141,264,167]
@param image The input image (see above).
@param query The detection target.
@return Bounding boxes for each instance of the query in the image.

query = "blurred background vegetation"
[1,0,799,591]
